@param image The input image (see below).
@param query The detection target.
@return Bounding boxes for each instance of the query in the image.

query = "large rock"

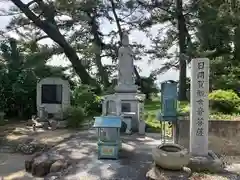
[43,122,49,130]
[25,152,66,177]
[50,159,67,173]
[25,152,42,172]
[146,164,191,180]
[187,150,223,173]
[25,157,33,172]
[31,155,53,177]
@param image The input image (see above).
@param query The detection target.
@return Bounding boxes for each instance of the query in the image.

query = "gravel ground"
[47,131,240,180]
[45,131,164,180]
[1,130,240,180]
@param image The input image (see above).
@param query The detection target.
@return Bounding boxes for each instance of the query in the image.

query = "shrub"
[178,101,190,114]
[209,90,240,114]
[72,85,102,117]
[64,106,86,128]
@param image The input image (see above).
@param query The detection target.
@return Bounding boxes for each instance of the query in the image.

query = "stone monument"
[36,77,70,119]
[102,32,145,132]
[188,58,222,172]
[190,58,209,156]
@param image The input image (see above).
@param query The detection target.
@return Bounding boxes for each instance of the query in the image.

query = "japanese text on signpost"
[196,61,205,136]
[190,58,209,156]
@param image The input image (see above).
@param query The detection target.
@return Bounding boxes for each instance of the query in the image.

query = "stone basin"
[152,143,190,170]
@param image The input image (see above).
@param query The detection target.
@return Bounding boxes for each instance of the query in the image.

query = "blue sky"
[0,1,182,85]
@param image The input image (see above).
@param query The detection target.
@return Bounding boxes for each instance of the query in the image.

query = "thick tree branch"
[26,0,36,7]
[11,0,97,86]
[85,10,110,87]
[137,0,175,16]
[176,0,187,101]
[35,35,49,42]
[110,0,123,40]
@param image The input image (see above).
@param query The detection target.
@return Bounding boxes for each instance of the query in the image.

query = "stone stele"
[188,58,223,173]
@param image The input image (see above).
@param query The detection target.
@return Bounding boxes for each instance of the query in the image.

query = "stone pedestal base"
[187,150,223,173]
[146,164,191,180]
[114,84,138,93]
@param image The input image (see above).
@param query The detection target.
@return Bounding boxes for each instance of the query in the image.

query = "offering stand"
[93,116,122,159]
[157,80,178,143]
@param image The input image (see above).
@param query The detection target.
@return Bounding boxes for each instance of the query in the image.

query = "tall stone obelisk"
[190,58,209,156]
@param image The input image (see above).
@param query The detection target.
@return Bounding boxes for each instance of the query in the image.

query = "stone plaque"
[190,58,209,156]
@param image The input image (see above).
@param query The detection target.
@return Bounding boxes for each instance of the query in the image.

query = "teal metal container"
[93,116,122,159]
[160,81,178,122]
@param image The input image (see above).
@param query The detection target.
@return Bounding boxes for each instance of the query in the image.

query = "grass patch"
[144,99,171,134]
[144,98,240,132]
[144,99,161,131]
[145,99,161,114]
[210,113,240,120]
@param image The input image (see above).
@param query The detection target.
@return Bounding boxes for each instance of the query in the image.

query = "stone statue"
[118,32,135,86]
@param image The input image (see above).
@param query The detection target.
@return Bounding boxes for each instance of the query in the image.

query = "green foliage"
[136,73,159,100]
[209,90,240,114]
[196,1,240,91]
[178,101,190,115]
[0,39,67,118]
[210,113,240,120]
[4,0,240,118]
[72,85,102,117]
[144,96,240,133]
[144,99,165,133]
[210,57,240,90]
[63,106,86,128]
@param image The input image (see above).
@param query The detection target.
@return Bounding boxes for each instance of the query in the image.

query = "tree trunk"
[89,15,110,87]
[11,0,97,86]
[233,25,240,63]
[176,0,187,101]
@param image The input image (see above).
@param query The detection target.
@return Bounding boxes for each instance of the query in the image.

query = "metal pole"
[160,121,162,142]
[98,128,100,141]
[172,122,175,143]
[163,121,166,144]
[175,120,179,144]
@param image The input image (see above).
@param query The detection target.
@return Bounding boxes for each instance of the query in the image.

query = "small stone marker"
[190,58,209,156]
